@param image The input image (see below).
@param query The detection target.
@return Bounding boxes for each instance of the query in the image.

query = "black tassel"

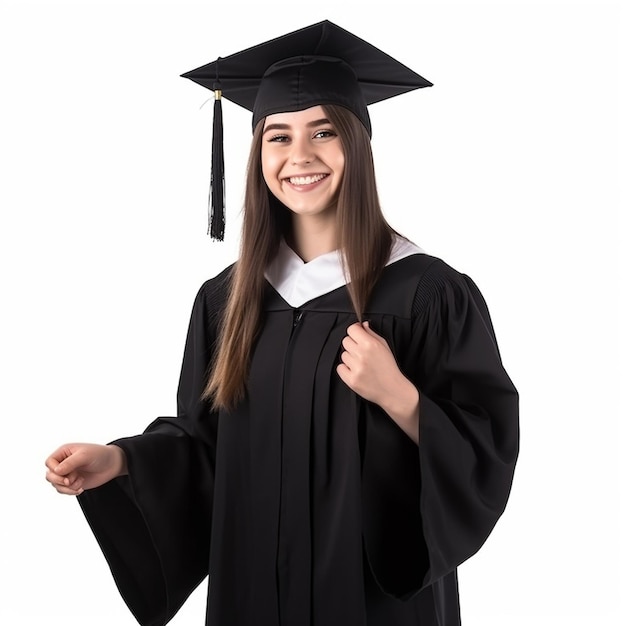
[209,80,225,240]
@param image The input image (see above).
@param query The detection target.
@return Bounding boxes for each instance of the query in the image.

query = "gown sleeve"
[77,267,231,626]
[361,258,519,600]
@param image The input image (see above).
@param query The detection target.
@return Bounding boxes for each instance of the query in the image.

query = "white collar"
[264,235,425,307]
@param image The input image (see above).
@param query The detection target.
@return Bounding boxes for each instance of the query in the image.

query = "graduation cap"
[182,20,432,240]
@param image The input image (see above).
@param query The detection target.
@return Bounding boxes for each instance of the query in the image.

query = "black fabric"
[78,254,519,626]
[181,20,432,133]
[252,55,372,136]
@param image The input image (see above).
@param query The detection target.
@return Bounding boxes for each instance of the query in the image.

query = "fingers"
[45,468,84,496]
[362,320,376,335]
[361,321,388,346]
[346,322,368,342]
[45,444,88,496]
[336,363,351,386]
[341,334,358,353]
[45,455,59,473]
[55,458,75,476]
[338,321,399,403]
[45,444,82,475]
[346,321,386,345]
[343,323,388,365]
[45,445,70,471]
[52,484,84,496]
[55,449,86,476]
[45,465,79,487]
[339,347,356,369]
[342,323,378,369]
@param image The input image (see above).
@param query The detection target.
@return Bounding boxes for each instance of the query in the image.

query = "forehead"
[263,105,327,129]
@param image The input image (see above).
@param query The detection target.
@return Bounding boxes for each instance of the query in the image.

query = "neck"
[288,213,338,262]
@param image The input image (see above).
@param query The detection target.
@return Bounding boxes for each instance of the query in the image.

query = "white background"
[0,0,624,624]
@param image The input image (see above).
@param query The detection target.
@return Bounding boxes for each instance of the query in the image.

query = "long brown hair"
[205,104,393,410]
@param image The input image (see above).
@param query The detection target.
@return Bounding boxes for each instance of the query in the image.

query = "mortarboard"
[182,20,432,240]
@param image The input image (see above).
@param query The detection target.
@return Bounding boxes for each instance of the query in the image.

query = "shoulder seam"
[412,258,464,319]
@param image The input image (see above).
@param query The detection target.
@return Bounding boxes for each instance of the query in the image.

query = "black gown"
[78,252,519,626]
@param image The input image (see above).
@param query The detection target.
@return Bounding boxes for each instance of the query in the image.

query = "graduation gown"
[78,240,519,626]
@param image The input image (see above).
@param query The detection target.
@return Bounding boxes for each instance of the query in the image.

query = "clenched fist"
[337,321,420,444]
[45,443,128,496]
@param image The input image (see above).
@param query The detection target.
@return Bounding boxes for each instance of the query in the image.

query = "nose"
[290,135,314,166]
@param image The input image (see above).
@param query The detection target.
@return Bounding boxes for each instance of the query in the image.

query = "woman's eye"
[314,129,335,139]
[268,134,289,143]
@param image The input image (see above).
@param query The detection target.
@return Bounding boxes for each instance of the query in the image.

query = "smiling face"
[261,105,345,221]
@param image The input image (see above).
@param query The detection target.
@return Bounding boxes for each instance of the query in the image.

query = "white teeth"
[288,174,327,185]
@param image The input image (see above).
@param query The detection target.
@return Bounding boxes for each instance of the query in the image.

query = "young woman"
[45,21,519,626]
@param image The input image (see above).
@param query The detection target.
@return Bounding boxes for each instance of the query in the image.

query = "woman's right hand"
[45,443,128,496]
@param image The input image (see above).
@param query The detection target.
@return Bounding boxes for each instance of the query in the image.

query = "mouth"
[284,173,329,186]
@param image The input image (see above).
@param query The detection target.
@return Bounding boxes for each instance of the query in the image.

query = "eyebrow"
[263,118,331,134]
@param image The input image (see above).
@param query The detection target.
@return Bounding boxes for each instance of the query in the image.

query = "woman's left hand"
[337,322,420,443]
